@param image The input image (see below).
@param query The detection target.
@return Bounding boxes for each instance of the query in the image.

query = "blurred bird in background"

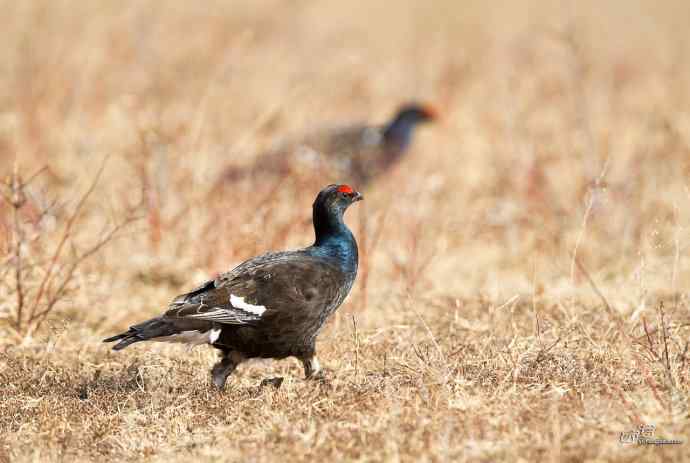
[217,103,437,189]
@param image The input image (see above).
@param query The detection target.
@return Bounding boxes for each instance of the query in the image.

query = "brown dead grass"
[1,1,690,461]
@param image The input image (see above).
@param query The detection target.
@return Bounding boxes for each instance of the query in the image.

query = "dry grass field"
[1,1,690,461]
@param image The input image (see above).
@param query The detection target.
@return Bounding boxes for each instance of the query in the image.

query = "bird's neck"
[312,208,358,274]
[383,117,418,151]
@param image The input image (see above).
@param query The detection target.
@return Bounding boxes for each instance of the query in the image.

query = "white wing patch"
[209,328,221,344]
[155,328,220,346]
[230,294,266,316]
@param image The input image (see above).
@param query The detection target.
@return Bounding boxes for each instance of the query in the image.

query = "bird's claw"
[260,377,285,389]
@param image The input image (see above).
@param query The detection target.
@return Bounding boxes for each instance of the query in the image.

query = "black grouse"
[104,184,362,389]
[220,103,437,187]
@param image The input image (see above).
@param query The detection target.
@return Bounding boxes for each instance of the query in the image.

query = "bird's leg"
[300,355,322,379]
[211,351,243,390]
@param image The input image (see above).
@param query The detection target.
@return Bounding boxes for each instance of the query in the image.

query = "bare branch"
[10,163,26,331]
[28,155,109,321]
[658,302,675,388]
[30,214,139,332]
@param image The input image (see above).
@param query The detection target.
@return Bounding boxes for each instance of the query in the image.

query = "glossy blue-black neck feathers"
[382,107,432,151]
[310,200,358,275]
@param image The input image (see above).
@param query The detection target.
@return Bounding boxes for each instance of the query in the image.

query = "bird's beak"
[353,191,363,202]
[423,105,439,121]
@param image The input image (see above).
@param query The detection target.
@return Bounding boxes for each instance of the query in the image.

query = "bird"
[219,103,437,188]
[103,184,362,389]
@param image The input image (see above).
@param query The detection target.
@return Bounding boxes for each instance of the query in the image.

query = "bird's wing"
[318,124,382,156]
[164,276,263,325]
[163,253,344,326]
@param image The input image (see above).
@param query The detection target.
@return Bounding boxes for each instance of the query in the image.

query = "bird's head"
[314,184,363,216]
[383,103,437,148]
[393,103,438,125]
[312,184,362,260]
[312,184,362,245]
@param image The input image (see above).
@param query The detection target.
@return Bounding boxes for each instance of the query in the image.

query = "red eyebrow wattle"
[337,185,354,194]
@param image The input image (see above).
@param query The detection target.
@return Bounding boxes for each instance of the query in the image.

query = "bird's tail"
[212,150,290,191]
[103,317,175,351]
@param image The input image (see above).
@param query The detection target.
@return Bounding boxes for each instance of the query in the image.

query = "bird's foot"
[306,369,327,382]
[260,377,284,389]
[307,370,333,392]
[211,362,232,390]
[301,356,322,380]
[211,352,242,390]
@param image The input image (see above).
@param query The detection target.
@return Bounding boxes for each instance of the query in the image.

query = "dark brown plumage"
[104,184,362,389]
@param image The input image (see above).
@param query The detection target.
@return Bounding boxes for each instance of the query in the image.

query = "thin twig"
[658,302,674,388]
[10,163,27,331]
[351,314,360,379]
[575,256,670,409]
[641,316,659,360]
[28,156,109,321]
[572,256,619,321]
[30,214,139,333]
[535,337,561,364]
